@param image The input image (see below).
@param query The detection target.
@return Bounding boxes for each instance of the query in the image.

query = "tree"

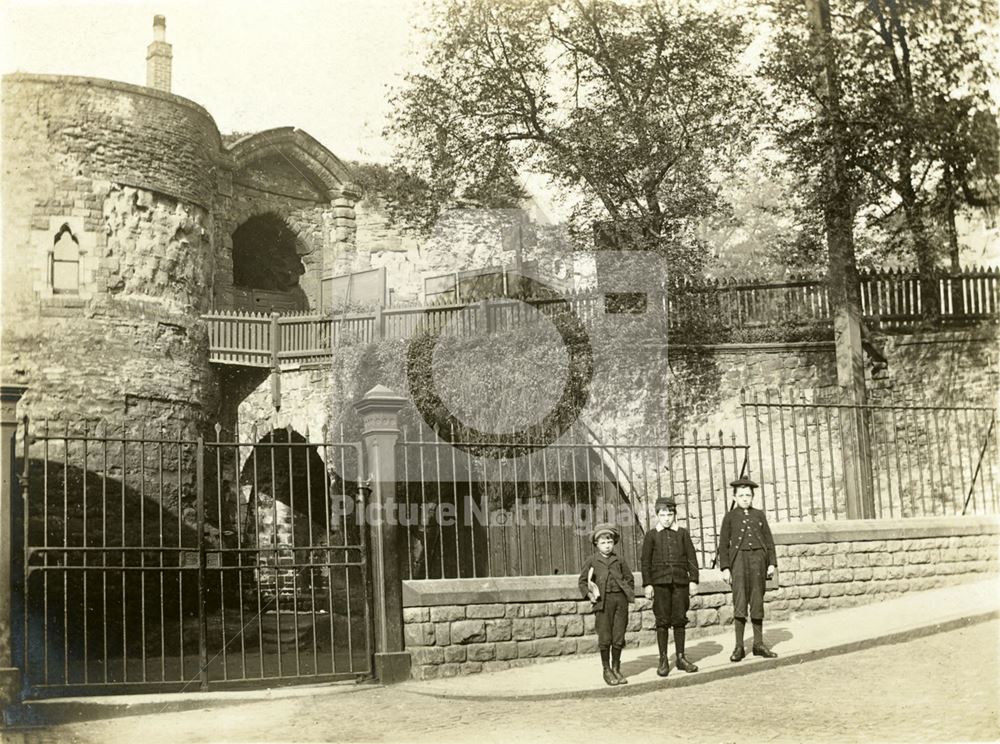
[764,0,999,303]
[388,0,756,273]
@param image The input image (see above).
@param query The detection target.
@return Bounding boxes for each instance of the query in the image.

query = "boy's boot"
[611,646,627,684]
[673,626,698,672]
[751,620,777,658]
[656,627,670,677]
[730,618,747,662]
[600,648,617,685]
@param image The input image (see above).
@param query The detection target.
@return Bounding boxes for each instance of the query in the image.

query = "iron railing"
[13,394,997,696]
[14,419,372,697]
[396,424,749,579]
[204,268,999,368]
[740,391,999,521]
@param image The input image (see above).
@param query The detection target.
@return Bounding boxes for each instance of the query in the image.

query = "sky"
[1,0,429,163]
[1,0,995,255]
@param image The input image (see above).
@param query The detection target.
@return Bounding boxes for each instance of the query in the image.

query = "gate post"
[0,385,27,716]
[355,385,411,683]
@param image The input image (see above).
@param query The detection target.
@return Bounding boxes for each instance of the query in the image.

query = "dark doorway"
[232,214,305,291]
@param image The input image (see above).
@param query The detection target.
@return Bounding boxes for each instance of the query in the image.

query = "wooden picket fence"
[205,267,999,368]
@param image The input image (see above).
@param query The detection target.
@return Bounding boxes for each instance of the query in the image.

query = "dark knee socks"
[656,627,670,655]
[611,646,622,669]
[600,647,610,669]
[752,619,763,645]
[735,618,746,646]
[673,626,686,656]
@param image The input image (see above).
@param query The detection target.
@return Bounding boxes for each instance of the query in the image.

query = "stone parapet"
[402,516,999,680]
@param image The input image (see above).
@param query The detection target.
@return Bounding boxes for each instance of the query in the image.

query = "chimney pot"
[153,15,166,41]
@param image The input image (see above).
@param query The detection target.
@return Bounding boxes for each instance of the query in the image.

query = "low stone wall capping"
[401,516,999,680]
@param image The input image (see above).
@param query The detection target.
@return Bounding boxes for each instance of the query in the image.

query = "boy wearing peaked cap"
[641,495,700,677]
[718,476,778,662]
[578,523,635,686]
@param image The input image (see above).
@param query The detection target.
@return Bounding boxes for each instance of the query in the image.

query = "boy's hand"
[644,585,654,600]
[766,564,776,579]
[689,583,698,597]
[722,568,732,585]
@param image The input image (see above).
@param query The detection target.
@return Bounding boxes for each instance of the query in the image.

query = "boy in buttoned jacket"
[640,495,700,677]
[717,476,778,661]
[578,523,635,686]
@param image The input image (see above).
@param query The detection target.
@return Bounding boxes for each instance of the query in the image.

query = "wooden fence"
[205,268,999,368]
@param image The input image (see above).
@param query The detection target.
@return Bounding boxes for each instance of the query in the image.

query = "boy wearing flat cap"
[578,523,635,686]
[641,495,699,677]
[718,476,778,661]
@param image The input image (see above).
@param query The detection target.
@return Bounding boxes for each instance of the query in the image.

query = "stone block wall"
[212,150,355,313]
[353,202,575,307]
[2,73,221,428]
[1,74,221,210]
[214,184,330,312]
[401,516,998,680]
[665,329,999,525]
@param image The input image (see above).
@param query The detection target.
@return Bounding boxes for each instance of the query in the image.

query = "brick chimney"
[146,15,172,92]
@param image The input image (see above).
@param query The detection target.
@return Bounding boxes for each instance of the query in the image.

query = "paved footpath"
[407,576,1000,700]
[3,577,998,744]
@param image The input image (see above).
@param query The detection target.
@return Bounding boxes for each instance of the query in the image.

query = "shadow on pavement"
[620,652,659,676]
[618,638,726,675]
[684,640,725,664]
[764,627,793,649]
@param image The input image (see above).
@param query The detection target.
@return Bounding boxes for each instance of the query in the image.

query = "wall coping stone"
[402,516,998,608]
[403,571,729,608]
[770,516,999,544]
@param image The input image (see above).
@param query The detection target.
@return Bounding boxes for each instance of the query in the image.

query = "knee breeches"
[595,592,629,649]
[651,583,689,628]
[731,550,766,620]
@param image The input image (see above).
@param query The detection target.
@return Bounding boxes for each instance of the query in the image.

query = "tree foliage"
[388,0,756,272]
[763,0,999,273]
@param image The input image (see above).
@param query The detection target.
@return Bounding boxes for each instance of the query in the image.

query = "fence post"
[479,298,492,334]
[0,384,27,717]
[270,313,281,411]
[374,304,384,340]
[354,385,410,683]
[195,435,209,691]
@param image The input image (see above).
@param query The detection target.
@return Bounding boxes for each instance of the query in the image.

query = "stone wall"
[1,74,221,209]
[214,183,330,312]
[401,516,999,680]
[237,357,365,445]
[2,74,221,428]
[230,324,998,578]
[235,326,997,533]
[870,329,998,408]
[212,146,358,313]
[2,72,362,428]
[353,202,575,307]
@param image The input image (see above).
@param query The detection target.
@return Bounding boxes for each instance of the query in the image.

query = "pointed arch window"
[50,223,80,294]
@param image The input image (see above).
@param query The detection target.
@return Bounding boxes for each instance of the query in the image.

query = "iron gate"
[13,418,373,697]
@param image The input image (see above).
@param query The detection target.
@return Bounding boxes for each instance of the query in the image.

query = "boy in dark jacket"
[717,476,778,661]
[578,523,635,686]
[641,495,699,677]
